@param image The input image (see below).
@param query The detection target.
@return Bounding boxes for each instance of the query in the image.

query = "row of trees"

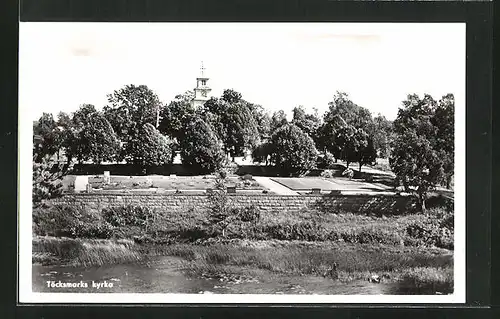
[33,84,454,210]
[34,86,391,174]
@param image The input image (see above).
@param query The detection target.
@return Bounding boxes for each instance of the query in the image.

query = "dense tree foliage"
[432,94,455,188]
[269,124,318,174]
[72,105,120,164]
[103,84,162,141]
[124,123,173,167]
[158,91,196,141]
[32,156,64,205]
[251,142,274,166]
[33,113,60,163]
[248,104,272,142]
[199,89,260,160]
[324,91,372,131]
[179,118,225,173]
[368,114,394,158]
[270,110,288,132]
[334,126,375,170]
[390,94,454,211]
[34,80,454,190]
[291,106,322,140]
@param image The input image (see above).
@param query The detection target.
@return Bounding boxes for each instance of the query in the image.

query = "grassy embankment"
[32,196,454,292]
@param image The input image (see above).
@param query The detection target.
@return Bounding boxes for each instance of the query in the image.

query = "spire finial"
[200,61,205,77]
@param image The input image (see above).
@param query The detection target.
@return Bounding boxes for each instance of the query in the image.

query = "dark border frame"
[3,0,492,316]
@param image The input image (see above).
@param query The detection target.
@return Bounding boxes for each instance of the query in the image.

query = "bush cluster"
[405,221,453,250]
[102,205,155,227]
[33,205,113,239]
[317,153,336,169]
[404,208,454,249]
[260,221,330,241]
[232,205,261,223]
[33,202,454,250]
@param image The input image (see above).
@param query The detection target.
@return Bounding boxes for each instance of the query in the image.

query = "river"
[33,256,446,295]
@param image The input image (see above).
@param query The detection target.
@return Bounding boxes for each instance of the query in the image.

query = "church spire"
[200,61,206,77]
[192,61,212,108]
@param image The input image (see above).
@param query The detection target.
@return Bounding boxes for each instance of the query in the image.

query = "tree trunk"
[346,161,350,168]
[419,192,427,213]
[403,179,410,193]
[359,162,362,172]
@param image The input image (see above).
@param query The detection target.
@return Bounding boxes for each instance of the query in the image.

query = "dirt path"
[253,177,299,195]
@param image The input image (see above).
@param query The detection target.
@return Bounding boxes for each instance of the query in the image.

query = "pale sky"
[19,23,465,121]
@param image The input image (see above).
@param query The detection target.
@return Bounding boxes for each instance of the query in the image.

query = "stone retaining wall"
[50,193,417,215]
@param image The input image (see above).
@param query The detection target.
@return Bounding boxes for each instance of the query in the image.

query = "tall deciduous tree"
[199,90,260,161]
[269,124,318,174]
[390,94,452,211]
[104,84,162,141]
[432,94,455,188]
[368,114,394,158]
[159,91,196,140]
[334,126,369,169]
[324,91,373,130]
[248,104,272,142]
[73,109,121,164]
[124,123,173,167]
[270,110,288,132]
[33,113,60,163]
[180,118,225,174]
[291,106,322,140]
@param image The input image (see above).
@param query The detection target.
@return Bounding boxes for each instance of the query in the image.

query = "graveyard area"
[271,177,393,194]
[60,172,399,196]
[62,174,268,193]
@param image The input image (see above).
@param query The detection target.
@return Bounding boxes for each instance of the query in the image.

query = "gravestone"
[227,186,236,194]
[85,183,93,193]
[312,188,321,194]
[243,174,253,181]
[74,176,89,192]
[103,171,111,184]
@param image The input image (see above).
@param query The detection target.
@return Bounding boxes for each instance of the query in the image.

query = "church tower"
[192,61,212,108]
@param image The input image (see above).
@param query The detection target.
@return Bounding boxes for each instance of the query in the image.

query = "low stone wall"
[50,193,417,215]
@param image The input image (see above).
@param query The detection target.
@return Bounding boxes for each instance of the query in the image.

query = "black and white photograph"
[19,22,465,303]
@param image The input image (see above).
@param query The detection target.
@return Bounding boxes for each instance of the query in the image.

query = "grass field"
[271,177,390,192]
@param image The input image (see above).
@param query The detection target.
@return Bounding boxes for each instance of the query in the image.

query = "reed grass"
[33,236,141,267]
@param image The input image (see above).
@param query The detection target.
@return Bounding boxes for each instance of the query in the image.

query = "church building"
[191,62,212,108]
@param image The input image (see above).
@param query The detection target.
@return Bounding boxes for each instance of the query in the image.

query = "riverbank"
[33,236,453,294]
[32,201,454,294]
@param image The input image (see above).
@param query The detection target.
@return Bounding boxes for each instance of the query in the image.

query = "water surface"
[33,256,446,295]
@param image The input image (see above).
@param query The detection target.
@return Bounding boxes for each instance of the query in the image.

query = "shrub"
[33,205,113,239]
[236,205,261,223]
[207,176,238,237]
[317,152,336,169]
[405,219,453,250]
[102,205,155,227]
[32,158,64,206]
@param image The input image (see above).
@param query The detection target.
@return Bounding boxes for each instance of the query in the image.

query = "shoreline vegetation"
[32,197,454,294]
